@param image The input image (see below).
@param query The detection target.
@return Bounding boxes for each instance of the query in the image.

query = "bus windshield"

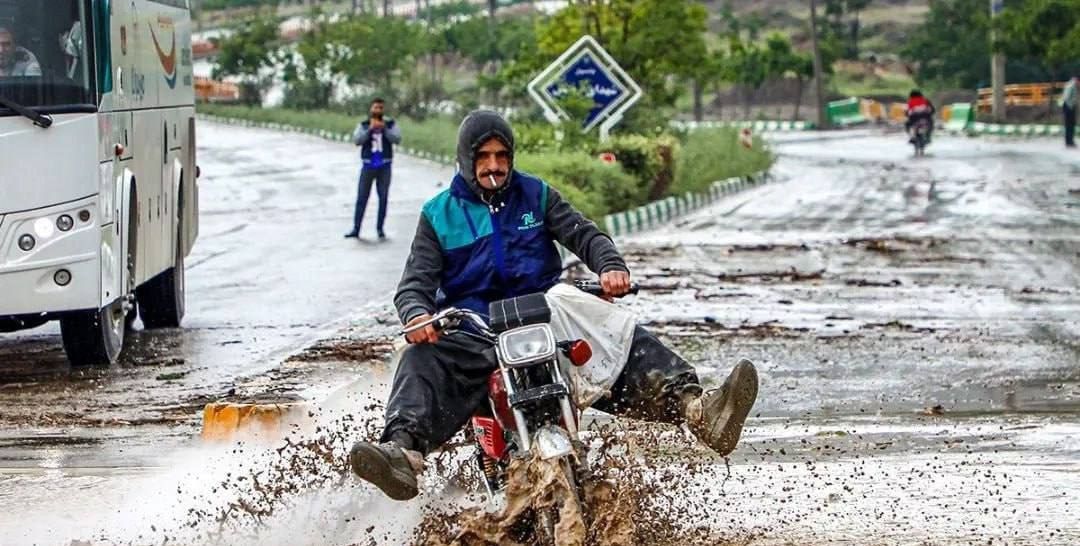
[0,0,94,115]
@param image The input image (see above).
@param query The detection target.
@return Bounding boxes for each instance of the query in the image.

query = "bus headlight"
[57,215,74,232]
[18,234,35,251]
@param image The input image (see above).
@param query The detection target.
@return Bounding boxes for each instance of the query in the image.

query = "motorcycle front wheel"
[535,457,586,545]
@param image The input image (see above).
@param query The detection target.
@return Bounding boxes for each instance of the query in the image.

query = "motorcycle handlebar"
[573,280,640,298]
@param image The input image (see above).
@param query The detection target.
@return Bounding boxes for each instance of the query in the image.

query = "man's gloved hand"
[600,270,631,298]
[405,314,440,345]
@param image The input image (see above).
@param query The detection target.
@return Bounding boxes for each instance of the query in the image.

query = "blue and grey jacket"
[353,117,402,169]
[394,111,627,323]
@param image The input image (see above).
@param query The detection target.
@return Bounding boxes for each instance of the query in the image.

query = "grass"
[197,102,459,157]
[673,128,774,196]
[830,68,918,99]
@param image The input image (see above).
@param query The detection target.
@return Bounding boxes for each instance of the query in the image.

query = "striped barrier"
[673,120,816,132]
[947,121,1063,138]
[603,172,770,237]
[197,114,458,166]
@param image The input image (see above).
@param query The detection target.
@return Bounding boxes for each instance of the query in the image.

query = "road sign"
[527,35,642,140]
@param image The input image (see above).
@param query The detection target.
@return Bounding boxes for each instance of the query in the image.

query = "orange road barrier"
[195,76,240,103]
[888,102,907,123]
[976,82,1067,113]
[202,401,310,442]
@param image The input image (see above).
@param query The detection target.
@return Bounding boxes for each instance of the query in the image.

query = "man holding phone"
[346,98,402,240]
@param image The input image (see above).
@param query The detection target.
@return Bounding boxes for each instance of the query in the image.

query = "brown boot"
[349,441,425,501]
[685,359,759,456]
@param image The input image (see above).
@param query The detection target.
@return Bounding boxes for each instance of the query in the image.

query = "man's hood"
[456,110,515,199]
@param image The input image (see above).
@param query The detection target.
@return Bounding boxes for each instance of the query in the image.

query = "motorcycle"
[911,118,932,157]
[402,280,638,542]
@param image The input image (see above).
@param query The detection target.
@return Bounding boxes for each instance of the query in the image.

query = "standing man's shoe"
[344,230,359,238]
[377,231,387,241]
[349,441,424,500]
[686,359,759,456]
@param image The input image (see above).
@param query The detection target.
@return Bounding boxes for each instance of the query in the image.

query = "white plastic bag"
[545,284,636,409]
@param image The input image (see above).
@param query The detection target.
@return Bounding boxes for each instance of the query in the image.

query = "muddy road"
[1,128,1078,545]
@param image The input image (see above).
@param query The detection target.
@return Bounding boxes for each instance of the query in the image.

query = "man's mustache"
[480,171,507,178]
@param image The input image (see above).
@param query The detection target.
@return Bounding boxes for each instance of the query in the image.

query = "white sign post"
[526,35,642,141]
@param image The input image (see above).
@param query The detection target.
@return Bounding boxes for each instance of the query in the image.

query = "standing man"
[1061,76,1078,148]
[0,26,42,77]
[346,98,401,240]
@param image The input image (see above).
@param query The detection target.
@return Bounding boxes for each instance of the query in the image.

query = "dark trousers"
[380,326,701,455]
[1064,106,1076,147]
[352,165,392,234]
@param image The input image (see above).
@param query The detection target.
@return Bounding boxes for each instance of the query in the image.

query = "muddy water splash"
[412,420,749,546]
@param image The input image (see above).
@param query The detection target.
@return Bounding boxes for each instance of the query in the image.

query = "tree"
[760,33,814,121]
[823,0,870,60]
[211,12,280,105]
[902,0,990,89]
[996,0,1080,80]
[335,16,421,97]
[534,0,710,124]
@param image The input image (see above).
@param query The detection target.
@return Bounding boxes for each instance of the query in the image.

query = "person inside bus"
[0,25,42,77]
[59,20,83,79]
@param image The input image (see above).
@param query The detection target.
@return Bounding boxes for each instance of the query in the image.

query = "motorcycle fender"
[533,425,573,461]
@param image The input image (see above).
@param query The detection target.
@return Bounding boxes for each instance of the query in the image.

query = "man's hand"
[600,270,631,298]
[405,313,439,345]
[369,117,385,130]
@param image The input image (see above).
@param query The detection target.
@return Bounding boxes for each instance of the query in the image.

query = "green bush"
[515,152,636,221]
[673,128,773,196]
[594,133,680,202]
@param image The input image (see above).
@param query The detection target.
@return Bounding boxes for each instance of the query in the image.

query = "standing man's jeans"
[1064,106,1076,147]
[353,165,392,235]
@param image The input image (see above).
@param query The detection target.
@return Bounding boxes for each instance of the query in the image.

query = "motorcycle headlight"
[498,324,556,367]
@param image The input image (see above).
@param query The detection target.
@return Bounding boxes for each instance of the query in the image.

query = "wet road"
[621,132,1080,544]
[1,127,1078,545]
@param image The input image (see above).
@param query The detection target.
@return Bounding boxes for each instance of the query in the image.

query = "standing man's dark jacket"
[353,118,401,169]
[394,111,626,323]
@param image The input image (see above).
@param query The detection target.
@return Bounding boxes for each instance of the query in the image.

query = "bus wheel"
[138,218,185,329]
[60,299,126,367]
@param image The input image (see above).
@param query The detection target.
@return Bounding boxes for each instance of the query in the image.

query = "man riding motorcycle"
[349,110,760,501]
[905,89,936,144]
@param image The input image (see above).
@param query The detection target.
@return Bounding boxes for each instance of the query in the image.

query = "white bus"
[0,0,198,366]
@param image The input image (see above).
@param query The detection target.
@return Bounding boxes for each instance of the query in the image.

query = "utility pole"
[990,0,1006,122]
[810,0,829,129]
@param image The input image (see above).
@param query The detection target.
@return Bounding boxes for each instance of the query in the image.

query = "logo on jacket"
[519,211,543,231]
[150,23,177,89]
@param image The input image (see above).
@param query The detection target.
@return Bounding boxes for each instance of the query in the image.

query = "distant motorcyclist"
[905,90,936,143]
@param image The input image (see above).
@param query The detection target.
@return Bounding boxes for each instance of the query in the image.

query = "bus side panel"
[131,108,165,285]
[183,112,198,256]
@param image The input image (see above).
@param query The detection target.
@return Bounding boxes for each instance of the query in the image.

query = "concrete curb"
[197,114,458,166]
[672,120,816,132]
[603,172,771,237]
[944,122,1064,138]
